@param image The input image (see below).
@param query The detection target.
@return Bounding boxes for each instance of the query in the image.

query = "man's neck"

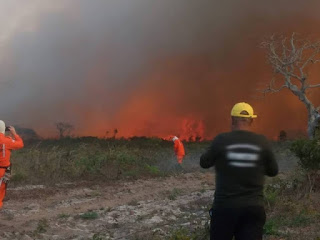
[232,125,252,132]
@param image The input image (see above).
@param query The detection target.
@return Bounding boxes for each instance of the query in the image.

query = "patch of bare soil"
[0,172,215,240]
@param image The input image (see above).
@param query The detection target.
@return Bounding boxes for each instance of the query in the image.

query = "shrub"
[290,139,320,171]
[169,228,191,240]
[263,218,279,235]
[290,139,320,192]
[288,211,312,227]
[79,211,99,220]
[168,188,182,201]
[35,218,49,234]
[145,164,160,176]
[264,184,280,208]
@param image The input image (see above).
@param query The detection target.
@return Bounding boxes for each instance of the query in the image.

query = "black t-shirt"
[200,130,278,208]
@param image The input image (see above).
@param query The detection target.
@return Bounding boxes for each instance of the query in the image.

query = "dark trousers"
[210,206,266,240]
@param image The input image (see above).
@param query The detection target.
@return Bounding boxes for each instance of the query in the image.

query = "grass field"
[10,137,207,185]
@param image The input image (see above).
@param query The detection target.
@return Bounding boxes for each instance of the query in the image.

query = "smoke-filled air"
[0,0,320,139]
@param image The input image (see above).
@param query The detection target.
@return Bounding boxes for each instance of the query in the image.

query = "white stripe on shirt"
[229,162,256,167]
[226,144,261,151]
[227,152,259,161]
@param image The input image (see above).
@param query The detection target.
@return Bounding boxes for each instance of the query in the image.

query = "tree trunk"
[307,111,320,139]
[291,88,319,139]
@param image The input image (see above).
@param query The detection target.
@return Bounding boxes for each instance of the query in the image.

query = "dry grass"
[263,171,320,239]
[10,137,207,185]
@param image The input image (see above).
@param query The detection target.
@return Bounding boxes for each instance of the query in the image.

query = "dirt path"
[0,172,215,240]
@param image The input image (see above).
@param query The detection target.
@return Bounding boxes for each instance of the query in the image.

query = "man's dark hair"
[232,111,253,127]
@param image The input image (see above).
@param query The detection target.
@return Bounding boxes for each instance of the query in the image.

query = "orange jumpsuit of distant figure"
[173,136,185,164]
[0,132,24,208]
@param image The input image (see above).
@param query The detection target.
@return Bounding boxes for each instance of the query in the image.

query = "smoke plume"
[0,0,319,139]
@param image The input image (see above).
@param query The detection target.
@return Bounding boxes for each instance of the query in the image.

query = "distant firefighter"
[278,130,287,141]
[172,136,185,164]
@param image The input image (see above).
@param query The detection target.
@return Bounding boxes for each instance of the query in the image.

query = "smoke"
[0,0,319,138]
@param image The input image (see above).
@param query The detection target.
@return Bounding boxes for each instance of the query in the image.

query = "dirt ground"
[0,172,215,240]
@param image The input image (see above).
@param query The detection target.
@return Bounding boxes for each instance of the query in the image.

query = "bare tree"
[261,33,320,138]
[55,122,74,139]
[112,128,118,139]
[105,130,110,138]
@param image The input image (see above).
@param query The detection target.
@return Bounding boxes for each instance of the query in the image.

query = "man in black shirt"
[200,102,278,240]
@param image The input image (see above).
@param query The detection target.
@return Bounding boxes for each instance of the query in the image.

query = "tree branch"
[288,72,302,80]
[306,83,320,89]
[290,32,296,53]
[299,66,305,81]
[269,85,288,93]
[281,37,288,60]
[263,82,288,93]
[301,46,320,70]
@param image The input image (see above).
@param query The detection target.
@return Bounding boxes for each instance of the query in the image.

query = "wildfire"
[180,118,205,141]
[162,118,205,142]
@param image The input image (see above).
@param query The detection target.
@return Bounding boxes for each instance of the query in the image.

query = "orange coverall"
[174,138,185,164]
[0,133,24,208]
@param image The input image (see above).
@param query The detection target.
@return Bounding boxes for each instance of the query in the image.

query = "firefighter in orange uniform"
[0,120,24,209]
[172,136,185,164]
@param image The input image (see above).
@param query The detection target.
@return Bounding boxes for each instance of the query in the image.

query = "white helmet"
[172,136,178,142]
[0,120,5,134]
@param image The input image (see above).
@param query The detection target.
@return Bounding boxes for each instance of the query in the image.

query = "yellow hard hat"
[231,102,257,118]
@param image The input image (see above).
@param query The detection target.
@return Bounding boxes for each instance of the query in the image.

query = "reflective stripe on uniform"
[2,144,4,158]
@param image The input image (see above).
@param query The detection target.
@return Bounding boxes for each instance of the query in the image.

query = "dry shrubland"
[8,137,320,239]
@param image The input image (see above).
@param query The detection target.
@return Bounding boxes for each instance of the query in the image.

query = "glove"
[2,172,11,183]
